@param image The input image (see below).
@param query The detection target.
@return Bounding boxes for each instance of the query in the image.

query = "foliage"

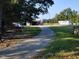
[47,8,79,23]
[0,0,54,40]
[0,0,54,29]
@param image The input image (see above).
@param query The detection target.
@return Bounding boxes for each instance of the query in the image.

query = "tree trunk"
[0,5,3,40]
[0,4,5,41]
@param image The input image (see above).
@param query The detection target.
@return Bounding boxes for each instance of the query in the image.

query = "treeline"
[45,8,79,23]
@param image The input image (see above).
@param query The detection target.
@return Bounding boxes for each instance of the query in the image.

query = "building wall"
[58,20,72,25]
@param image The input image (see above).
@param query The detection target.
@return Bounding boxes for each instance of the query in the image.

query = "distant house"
[35,19,43,25]
[22,19,43,26]
[58,20,72,25]
[24,20,38,26]
[26,22,31,26]
[13,22,22,27]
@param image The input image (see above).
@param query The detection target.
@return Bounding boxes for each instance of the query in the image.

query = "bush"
[73,26,79,36]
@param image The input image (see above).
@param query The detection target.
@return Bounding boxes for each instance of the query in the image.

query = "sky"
[38,0,79,20]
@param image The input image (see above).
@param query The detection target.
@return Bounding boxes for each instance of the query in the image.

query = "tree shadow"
[0,27,54,59]
[45,38,79,56]
[0,35,53,59]
[41,26,79,57]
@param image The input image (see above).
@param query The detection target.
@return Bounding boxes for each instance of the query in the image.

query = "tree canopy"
[48,8,79,23]
[2,0,54,25]
[0,0,54,40]
[0,0,54,27]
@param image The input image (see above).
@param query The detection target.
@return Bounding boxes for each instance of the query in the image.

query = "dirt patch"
[0,39,22,49]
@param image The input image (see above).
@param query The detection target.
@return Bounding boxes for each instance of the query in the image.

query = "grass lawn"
[16,27,41,37]
[36,26,79,59]
[0,27,41,49]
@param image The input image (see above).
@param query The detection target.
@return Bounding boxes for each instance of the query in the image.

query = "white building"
[36,18,43,25]
[58,20,72,25]
[26,22,31,26]
[13,22,22,27]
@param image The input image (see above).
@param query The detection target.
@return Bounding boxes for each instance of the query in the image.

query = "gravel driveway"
[0,26,54,59]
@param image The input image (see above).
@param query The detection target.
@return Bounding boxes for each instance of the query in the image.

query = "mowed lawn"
[0,27,41,49]
[16,27,41,38]
[47,26,79,59]
[36,26,79,59]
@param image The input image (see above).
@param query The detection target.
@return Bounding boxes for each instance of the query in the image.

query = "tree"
[0,0,54,40]
[0,0,7,41]
[50,8,78,23]
[3,0,54,25]
[19,0,54,23]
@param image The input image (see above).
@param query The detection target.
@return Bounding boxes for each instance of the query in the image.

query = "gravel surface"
[0,26,54,59]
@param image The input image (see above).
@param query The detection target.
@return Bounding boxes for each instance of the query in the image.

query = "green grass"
[47,26,79,55]
[35,26,79,59]
[0,27,41,49]
[16,27,41,37]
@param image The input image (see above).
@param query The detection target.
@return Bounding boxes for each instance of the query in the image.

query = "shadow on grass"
[2,27,41,39]
[41,26,79,56]
[46,39,79,55]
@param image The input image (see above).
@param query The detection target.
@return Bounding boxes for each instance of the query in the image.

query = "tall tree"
[3,0,54,25]
[0,0,54,40]
[51,8,78,23]
[0,0,7,41]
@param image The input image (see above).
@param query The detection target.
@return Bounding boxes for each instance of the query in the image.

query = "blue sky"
[38,0,79,20]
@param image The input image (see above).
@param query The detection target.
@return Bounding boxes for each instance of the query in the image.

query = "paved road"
[0,26,54,59]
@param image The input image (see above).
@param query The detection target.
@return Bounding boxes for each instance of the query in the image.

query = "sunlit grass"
[46,26,79,55]
[36,26,79,59]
